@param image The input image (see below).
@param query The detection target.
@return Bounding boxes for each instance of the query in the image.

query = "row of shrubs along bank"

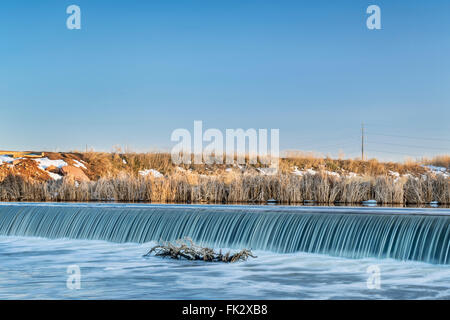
[0,170,448,204]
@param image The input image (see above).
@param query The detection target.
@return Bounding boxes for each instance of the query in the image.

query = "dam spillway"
[0,204,449,264]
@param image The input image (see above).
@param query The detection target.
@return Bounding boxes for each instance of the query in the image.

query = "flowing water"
[0,203,449,299]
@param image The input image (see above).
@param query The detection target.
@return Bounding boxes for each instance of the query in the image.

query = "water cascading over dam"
[0,204,449,264]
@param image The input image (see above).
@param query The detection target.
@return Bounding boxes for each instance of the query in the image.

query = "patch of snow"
[139,169,163,178]
[47,172,63,181]
[346,172,359,178]
[424,165,447,173]
[73,160,87,169]
[292,167,340,177]
[388,170,400,178]
[257,167,277,176]
[423,165,449,178]
[0,155,21,165]
[324,170,340,177]
[33,158,68,170]
[292,167,316,176]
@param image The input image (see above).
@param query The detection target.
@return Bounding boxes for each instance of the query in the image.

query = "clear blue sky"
[1,0,449,161]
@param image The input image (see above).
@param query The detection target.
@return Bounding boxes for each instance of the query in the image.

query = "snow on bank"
[73,160,87,169]
[33,158,68,170]
[292,167,340,177]
[0,155,20,165]
[0,156,92,181]
[423,165,449,178]
[257,168,277,176]
[292,167,317,176]
[290,165,450,180]
[32,158,68,180]
[139,169,163,178]
[325,170,340,177]
[388,170,400,178]
[0,156,68,181]
[47,172,63,181]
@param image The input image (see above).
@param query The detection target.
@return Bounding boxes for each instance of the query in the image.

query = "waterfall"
[0,204,449,264]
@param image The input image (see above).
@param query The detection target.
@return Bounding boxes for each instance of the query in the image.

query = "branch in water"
[144,238,257,263]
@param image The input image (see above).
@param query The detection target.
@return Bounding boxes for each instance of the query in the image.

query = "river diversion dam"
[0,203,448,265]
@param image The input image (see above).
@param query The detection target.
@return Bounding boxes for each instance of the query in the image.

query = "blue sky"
[1,0,449,161]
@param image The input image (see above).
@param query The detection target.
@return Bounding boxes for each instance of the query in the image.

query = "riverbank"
[0,151,448,204]
[1,169,448,204]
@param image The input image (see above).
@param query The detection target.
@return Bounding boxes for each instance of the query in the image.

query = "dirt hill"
[1,150,448,184]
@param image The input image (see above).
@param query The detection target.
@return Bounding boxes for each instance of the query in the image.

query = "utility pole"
[361,122,365,161]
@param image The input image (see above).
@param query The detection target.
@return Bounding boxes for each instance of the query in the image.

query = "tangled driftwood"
[144,238,256,263]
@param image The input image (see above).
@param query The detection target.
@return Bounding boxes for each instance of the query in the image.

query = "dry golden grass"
[0,151,448,204]
[0,170,448,204]
[81,151,174,179]
[75,151,430,178]
[281,156,426,176]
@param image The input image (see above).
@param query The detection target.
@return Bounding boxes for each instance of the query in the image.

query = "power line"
[299,139,360,150]
[298,135,360,145]
[365,149,425,157]
[367,141,450,151]
[367,132,450,143]
[309,143,359,150]
[292,124,448,159]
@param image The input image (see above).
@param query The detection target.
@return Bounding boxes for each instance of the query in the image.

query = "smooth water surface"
[0,236,449,299]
